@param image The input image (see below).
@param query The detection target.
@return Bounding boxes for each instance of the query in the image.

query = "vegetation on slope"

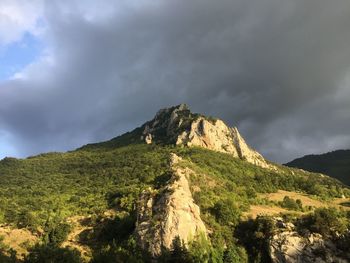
[286,149,350,186]
[0,140,349,262]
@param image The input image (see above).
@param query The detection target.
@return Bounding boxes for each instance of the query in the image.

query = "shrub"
[279,196,302,211]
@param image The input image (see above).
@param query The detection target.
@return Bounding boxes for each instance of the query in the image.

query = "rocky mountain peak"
[141,104,272,169]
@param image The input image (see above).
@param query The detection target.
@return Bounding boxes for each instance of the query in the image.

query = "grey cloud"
[1,0,350,162]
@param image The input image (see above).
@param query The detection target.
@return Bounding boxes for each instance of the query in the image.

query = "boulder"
[270,219,349,263]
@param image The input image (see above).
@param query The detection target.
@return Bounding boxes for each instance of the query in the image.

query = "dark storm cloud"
[1,0,350,162]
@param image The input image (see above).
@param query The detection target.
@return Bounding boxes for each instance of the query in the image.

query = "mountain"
[83,103,271,168]
[0,104,349,263]
[286,150,350,186]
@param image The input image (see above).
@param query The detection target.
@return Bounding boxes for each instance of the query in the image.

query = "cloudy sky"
[1,0,350,163]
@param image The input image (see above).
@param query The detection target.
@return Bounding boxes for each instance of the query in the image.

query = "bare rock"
[270,219,349,263]
[176,118,271,168]
[176,118,239,157]
[141,104,273,169]
[145,133,153,144]
[135,153,207,257]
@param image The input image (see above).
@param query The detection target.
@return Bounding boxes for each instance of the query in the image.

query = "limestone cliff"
[135,153,207,257]
[270,218,349,263]
[141,104,271,169]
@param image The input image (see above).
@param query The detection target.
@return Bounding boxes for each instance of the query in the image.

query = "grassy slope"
[286,149,350,186]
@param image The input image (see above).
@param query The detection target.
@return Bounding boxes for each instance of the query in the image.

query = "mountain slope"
[286,150,350,186]
[0,105,349,262]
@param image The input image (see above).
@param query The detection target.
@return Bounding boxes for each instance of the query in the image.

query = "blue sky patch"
[0,32,44,81]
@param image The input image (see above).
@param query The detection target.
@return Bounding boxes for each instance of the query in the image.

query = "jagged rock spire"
[135,153,207,257]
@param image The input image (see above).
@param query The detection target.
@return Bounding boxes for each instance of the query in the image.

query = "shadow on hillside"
[339,201,350,207]
[57,211,137,261]
[71,211,139,261]
[0,250,18,263]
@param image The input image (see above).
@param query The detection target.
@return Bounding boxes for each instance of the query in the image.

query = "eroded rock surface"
[135,153,207,257]
[141,104,271,169]
[270,218,349,263]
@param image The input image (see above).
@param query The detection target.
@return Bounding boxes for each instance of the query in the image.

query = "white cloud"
[0,0,44,46]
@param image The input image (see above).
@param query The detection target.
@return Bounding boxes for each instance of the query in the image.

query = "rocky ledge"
[141,104,272,169]
[270,218,349,263]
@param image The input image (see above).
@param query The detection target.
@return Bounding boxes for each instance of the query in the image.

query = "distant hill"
[285,150,350,186]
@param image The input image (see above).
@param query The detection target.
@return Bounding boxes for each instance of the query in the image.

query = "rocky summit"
[140,104,272,169]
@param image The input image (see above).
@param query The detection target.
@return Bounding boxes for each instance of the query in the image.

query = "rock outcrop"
[135,153,207,257]
[141,104,271,169]
[270,218,349,263]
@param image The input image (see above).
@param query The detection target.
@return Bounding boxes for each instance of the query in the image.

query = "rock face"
[141,104,271,169]
[135,153,207,257]
[270,218,349,263]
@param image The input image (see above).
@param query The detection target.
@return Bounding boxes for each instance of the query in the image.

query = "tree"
[310,208,347,237]
[235,216,275,263]
[18,210,38,229]
[212,199,241,226]
[24,244,81,263]
[223,245,248,263]
[42,219,71,246]
[169,236,191,263]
